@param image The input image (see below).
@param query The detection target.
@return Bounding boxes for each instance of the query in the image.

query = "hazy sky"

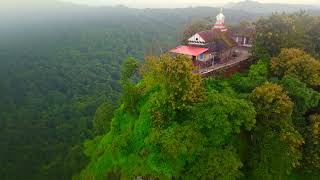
[59,0,320,8]
[1,0,320,9]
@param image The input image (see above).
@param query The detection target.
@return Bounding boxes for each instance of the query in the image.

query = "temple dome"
[213,8,227,31]
[216,11,225,22]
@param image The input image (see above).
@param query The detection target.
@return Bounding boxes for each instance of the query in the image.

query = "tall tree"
[253,12,315,57]
[303,114,320,174]
[93,102,116,135]
[249,82,304,179]
[271,48,320,87]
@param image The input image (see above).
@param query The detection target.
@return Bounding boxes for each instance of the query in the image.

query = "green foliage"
[303,114,320,173]
[141,54,204,127]
[250,129,301,180]
[280,76,320,116]
[78,12,320,179]
[250,82,294,121]
[80,55,256,179]
[193,93,256,137]
[252,14,320,177]
[93,102,116,135]
[122,83,144,115]
[187,146,244,179]
[120,57,139,83]
[306,17,320,57]
[254,13,298,56]
[120,57,142,115]
[2,5,320,180]
[228,59,269,94]
[253,12,317,57]
[271,48,320,87]
[0,6,183,180]
[249,82,304,179]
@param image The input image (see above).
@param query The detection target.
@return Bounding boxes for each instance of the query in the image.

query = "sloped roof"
[196,29,237,49]
[170,46,209,56]
[198,30,215,42]
[216,30,238,48]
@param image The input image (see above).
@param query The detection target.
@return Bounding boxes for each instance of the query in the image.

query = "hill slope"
[0,2,263,180]
[225,0,320,14]
[2,1,320,179]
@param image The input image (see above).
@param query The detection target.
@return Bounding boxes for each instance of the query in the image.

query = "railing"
[195,48,251,75]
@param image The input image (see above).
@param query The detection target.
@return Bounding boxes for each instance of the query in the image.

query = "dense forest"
[0,2,262,180]
[80,12,320,179]
[1,1,320,179]
[0,9,180,180]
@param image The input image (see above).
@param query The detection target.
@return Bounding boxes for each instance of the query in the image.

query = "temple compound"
[170,9,254,70]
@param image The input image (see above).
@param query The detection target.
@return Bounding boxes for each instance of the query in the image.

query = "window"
[200,53,204,61]
[196,38,199,41]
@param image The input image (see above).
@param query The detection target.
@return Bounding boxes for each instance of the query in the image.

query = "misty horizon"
[2,0,320,9]
[58,0,320,8]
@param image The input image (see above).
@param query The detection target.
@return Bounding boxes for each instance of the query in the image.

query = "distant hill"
[1,1,320,180]
[5,0,320,34]
[2,0,319,33]
[0,2,263,180]
[225,0,320,14]
[0,2,264,37]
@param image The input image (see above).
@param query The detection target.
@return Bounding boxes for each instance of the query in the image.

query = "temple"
[213,8,228,32]
[170,8,254,69]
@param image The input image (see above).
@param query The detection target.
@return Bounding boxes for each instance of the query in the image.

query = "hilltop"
[1,1,320,180]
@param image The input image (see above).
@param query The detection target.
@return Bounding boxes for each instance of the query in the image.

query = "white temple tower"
[213,8,228,32]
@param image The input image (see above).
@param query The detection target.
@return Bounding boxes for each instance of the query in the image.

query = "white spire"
[213,8,227,31]
[216,8,225,22]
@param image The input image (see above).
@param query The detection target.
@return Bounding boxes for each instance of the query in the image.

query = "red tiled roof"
[170,46,208,56]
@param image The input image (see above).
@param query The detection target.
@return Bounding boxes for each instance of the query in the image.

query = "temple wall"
[188,34,206,45]
[196,53,211,61]
[220,48,235,63]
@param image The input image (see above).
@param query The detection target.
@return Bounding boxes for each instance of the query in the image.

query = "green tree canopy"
[250,82,294,122]
[303,114,320,173]
[80,55,256,179]
[92,102,116,135]
[249,82,304,179]
[253,12,320,59]
[271,48,320,87]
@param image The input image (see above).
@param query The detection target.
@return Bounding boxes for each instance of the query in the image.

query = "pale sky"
[59,0,320,8]
[1,0,320,9]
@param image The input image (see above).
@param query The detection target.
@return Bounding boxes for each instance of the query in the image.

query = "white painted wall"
[188,33,206,45]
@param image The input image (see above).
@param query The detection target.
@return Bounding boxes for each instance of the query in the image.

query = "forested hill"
[225,0,320,14]
[81,12,320,179]
[0,2,262,180]
[2,1,320,179]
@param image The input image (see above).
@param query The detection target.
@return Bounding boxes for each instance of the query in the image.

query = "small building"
[170,9,238,67]
[231,27,255,47]
[170,45,210,61]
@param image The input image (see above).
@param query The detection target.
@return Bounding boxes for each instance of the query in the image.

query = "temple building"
[170,9,240,67]
[231,25,255,47]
